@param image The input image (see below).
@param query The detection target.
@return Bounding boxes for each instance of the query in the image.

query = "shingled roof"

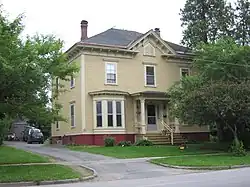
[81,28,191,53]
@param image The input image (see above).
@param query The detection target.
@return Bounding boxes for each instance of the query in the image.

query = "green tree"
[168,38,250,149]
[180,0,234,48]
[234,0,250,46]
[0,7,79,144]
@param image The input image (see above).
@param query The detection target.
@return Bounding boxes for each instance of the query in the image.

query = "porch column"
[174,117,180,133]
[140,98,146,134]
[133,100,138,132]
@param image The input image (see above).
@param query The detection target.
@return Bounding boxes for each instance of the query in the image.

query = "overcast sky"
[1,0,235,50]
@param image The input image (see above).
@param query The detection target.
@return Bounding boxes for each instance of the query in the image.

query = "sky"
[1,0,187,50]
[0,0,233,50]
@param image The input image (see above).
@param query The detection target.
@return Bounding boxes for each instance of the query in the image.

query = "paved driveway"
[6,142,203,182]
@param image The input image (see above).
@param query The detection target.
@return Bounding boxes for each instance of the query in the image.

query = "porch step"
[145,133,186,145]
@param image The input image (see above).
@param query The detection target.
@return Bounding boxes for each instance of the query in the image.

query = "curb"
[0,165,97,186]
[151,162,250,170]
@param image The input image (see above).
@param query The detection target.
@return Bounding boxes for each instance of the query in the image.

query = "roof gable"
[71,28,191,54]
[128,30,177,54]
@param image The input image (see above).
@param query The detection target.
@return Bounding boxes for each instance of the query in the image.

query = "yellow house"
[52,20,209,145]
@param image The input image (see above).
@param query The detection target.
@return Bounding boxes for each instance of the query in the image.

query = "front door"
[147,104,157,131]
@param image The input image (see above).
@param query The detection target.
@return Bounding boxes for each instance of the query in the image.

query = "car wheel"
[27,141,32,144]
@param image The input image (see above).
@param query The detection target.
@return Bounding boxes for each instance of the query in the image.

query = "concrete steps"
[146,133,186,145]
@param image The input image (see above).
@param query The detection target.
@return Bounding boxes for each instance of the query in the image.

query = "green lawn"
[151,154,250,167]
[0,146,49,165]
[68,144,219,158]
[0,165,82,183]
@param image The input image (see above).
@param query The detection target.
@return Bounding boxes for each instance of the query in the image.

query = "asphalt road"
[35,168,250,187]
[6,142,250,187]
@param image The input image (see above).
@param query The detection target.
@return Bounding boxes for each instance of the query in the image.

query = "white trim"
[69,103,76,127]
[128,30,176,54]
[93,98,125,129]
[102,100,107,127]
[143,43,156,57]
[180,67,190,78]
[93,95,125,101]
[121,100,125,128]
[144,64,156,87]
[105,62,118,85]
[80,54,86,131]
[55,131,136,136]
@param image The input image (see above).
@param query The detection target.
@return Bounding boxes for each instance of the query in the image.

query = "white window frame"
[105,62,117,85]
[95,101,103,127]
[144,65,156,87]
[70,75,75,88]
[70,103,76,127]
[93,98,125,128]
[180,68,190,78]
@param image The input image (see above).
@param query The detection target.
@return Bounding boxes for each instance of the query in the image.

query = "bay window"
[94,99,125,128]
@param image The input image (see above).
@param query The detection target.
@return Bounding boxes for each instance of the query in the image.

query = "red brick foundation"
[52,134,135,146]
[180,132,210,142]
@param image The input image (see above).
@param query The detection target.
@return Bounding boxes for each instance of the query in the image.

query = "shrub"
[104,136,115,147]
[230,140,247,157]
[135,139,153,146]
[117,140,132,147]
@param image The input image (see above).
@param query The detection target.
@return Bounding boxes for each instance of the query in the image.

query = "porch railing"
[160,119,174,145]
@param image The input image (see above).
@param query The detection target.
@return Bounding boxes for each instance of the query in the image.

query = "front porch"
[131,91,181,144]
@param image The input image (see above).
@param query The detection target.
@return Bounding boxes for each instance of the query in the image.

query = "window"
[105,62,117,84]
[96,101,102,127]
[70,103,75,127]
[56,121,59,129]
[70,75,75,88]
[145,65,156,86]
[107,101,113,127]
[116,101,122,127]
[55,77,59,93]
[94,99,124,128]
[180,68,190,77]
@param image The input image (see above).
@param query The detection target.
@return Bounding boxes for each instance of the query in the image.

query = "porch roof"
[131,91,168,98]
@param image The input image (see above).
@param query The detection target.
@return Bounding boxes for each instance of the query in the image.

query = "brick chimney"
[154,28,160,37]
[80,20,88,41]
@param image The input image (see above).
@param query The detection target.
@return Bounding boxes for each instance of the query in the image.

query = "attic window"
[143,43,155,57]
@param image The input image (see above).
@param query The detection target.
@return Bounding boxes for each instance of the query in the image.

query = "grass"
[68,144,220,159]
[150,154,250,167]
[0,164,82,183]
[0,146,50,165]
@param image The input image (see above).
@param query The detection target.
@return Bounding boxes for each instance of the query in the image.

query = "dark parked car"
[27,128,44,144]
[22,126,35,142]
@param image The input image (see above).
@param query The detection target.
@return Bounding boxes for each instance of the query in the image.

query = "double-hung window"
[105,62,117,84]
[70,75,75,88]
[107,101,113,127]
[70,103,75,127]
[145,65,156,86]
[180,68,190,77]
[116,101,122,127]
[96,101,102,127]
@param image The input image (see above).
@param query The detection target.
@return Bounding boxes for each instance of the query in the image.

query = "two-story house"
[52,20,210,145]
